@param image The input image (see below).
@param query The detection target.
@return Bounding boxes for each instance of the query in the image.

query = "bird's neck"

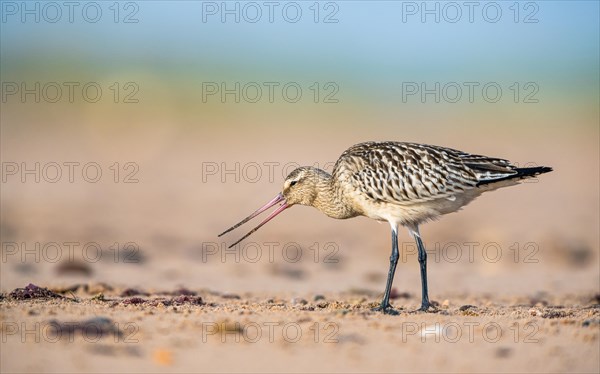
[312,171,358,219]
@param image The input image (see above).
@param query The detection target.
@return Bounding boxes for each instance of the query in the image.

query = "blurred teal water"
[1,1,598,124]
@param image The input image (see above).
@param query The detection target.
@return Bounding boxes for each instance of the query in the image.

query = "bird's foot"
[416,301,439,313]
[372,303,400,315]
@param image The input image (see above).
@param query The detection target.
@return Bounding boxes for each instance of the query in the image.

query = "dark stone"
[9,284,63,300]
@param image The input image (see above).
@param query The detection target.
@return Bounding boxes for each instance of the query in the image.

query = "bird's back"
[331,141,551,225]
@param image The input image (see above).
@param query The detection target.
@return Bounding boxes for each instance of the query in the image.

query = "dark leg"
[373,228,399,315]
[413,228,434,311]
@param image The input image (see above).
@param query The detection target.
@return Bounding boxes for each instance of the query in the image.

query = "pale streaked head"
[218,166,328,248]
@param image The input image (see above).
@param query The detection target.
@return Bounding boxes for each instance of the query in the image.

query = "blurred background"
[1,0,598,313]
[1,1,599,373]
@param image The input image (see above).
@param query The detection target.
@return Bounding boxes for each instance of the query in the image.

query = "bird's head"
[282,166,330,206]
[218,166,330,248]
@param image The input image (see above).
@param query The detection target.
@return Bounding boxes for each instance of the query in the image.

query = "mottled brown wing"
[333,142,518,204]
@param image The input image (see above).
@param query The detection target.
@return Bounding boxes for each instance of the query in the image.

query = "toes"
[371,304,400,315]
[418,304,439,313]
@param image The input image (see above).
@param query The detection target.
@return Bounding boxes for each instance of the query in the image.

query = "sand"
[1,122,599,373]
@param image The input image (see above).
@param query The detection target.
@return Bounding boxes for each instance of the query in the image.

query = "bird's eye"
[290,180,298,187]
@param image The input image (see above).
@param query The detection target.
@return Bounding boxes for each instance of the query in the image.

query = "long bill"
[218,193,290,248]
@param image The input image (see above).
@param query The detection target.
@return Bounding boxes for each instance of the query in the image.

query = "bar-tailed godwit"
[219,141,552,314]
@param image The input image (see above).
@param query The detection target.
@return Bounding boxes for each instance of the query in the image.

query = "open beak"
[218,193,290,248]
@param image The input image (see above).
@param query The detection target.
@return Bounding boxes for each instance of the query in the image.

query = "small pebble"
[291,298,308,305]
[221,294,241,300]
[120,288,149,297]
[495,347,512,358]
[389,288,411,299]
[529,308,540,316]
[56,261,92,276]
[582,319,599,327]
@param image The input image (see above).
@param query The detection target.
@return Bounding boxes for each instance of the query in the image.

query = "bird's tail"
[514,166,553,178]
[477,166,552,186]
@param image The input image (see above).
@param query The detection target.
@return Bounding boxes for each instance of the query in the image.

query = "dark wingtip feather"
[515,166,553,177]
[477,166,552,186]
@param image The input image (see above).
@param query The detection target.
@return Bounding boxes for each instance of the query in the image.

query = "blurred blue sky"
[2,1,599,103]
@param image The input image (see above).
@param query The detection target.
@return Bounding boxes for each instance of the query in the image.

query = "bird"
[219,141,552,314]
